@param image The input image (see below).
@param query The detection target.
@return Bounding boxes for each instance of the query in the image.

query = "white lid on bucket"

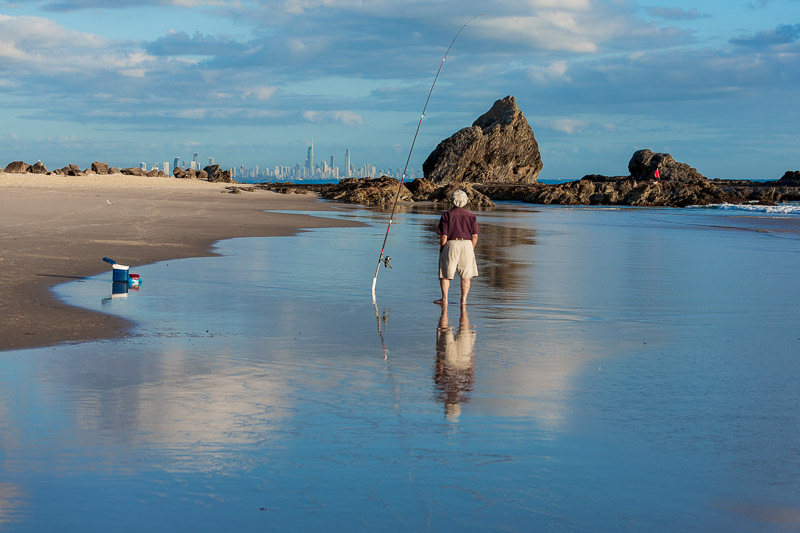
[112,264,130,270]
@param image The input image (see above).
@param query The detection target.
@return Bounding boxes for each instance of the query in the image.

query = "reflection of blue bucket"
[112,264,129,282]
[112,281,129,295]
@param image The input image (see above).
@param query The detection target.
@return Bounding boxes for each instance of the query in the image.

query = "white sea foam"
[692,203,800,215]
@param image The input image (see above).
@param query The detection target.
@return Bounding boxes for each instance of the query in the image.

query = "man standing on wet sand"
[435,190,479,306]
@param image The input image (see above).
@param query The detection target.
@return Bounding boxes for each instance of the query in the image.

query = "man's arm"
[471,234,478,248]
[440,234,448,250]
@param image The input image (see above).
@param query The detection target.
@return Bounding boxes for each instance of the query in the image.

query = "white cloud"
[177,109,208,119]
[303,110,365,127]
[475,15,598,53]
[0,14,153,76]
[243,86,278,100]
[549,118,588,135]
[528,61,570,84]
[647,6,709,20]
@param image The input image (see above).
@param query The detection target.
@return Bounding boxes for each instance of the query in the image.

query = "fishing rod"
[371,14,481,300]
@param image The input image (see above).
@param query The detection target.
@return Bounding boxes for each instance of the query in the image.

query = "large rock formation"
[173,167,196,179]
[426,182,495,208]
[204,164,234,183]
[264,176,495,207]
[628,149,705,183]
[4,161,31,173]
[120,167,147,176]
[91,161,110,174]
[423,96,542,185]
[322,176,413,205]
[61,164,83,176]
[777,170,800,186]
[172,165,233,182]
[474,178,735,207]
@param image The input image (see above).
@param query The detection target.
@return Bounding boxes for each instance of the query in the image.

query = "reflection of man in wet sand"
[434,190,479,306]
[434,304,476,420]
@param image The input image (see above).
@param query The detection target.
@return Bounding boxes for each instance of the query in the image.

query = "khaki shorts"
[438,239,478,280]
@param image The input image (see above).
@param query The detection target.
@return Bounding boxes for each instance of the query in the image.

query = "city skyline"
[156,143,417,181]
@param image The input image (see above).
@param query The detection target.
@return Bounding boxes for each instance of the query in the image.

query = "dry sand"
[0,172,360,352]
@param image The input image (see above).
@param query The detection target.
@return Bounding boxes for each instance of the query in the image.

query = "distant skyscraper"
[345,149,351,178]
[307,140,314,175]
[193,152,199,163]
[140,161,147,170]
[163,162,170,175]
[208,156,215,166]
[330,155,334,169]
[173,157,180,170]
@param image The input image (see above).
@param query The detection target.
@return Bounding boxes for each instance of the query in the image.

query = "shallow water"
[1,203,799,531]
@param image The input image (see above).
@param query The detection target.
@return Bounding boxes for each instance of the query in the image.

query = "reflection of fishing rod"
[371,15,481,300]
[373,298,389,360]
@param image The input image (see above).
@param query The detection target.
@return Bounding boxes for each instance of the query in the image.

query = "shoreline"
[0,172,361,352]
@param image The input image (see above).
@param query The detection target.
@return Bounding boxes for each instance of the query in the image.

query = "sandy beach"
[0,172,357,352]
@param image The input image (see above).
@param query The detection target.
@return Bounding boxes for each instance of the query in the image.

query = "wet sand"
[0,172,358,352]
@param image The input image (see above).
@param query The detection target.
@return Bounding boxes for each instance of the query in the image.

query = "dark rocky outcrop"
[173,167,197,179]
[427,183,495,208]
[120,167,146,176]
[324,176,412,205]
[92,161,110,174]
[204,164,234,183]
[171,165,232,182]
[423,96,542,185]
[777,171,800,186]
[4,161,31,173]
[628,149,705,183]
[406,178,437,201]
[109,167,120,174]
[264,176,495,207]
[60,164,83,176]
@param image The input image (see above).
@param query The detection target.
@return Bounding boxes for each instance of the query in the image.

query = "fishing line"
[371,14,481,300]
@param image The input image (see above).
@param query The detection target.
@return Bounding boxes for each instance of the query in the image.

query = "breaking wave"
[692,203,800,215]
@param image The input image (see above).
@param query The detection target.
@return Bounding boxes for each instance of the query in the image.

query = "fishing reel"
[383,256,392,269]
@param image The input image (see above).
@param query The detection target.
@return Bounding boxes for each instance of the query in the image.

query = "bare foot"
[434,299,447,305]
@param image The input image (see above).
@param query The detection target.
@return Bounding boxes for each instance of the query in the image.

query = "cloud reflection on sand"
[0,483,23,527]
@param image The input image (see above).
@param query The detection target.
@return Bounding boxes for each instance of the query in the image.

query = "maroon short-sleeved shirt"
[436,207,479,239]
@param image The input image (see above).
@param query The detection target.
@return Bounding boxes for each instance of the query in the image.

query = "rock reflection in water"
[433,304,475,421]
[475,220,537,298]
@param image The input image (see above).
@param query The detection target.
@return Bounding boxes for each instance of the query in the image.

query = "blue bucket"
[112,264,130,282]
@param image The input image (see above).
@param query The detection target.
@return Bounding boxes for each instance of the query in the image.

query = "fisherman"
[434,189,479,306]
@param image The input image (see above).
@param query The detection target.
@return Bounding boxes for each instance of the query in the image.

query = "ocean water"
[1,202,799,531]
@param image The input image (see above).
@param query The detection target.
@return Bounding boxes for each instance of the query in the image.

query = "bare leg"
[434,278,450,304]
[460,277,471,306]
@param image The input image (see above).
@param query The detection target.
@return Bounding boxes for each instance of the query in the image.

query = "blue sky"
[0,0,798,179]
